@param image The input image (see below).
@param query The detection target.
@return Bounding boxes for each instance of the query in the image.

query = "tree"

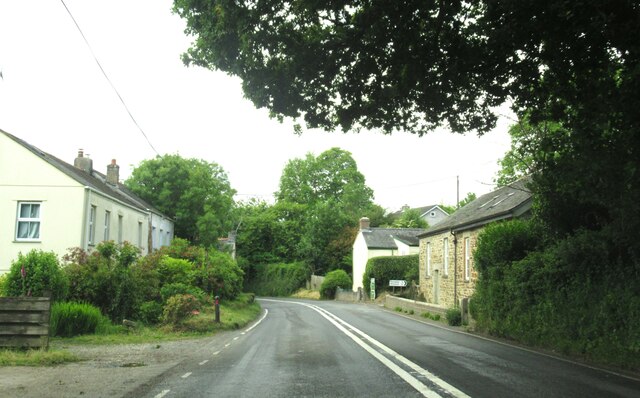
[392,208,428,229]
[125,155,236,246]
[440,192,477,215]
[173,1,640,140]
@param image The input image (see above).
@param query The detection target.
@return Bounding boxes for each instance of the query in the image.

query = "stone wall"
[383,295,447,317]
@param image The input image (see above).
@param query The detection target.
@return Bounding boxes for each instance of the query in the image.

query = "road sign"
[389,280,407,287]
[370,278,375,300]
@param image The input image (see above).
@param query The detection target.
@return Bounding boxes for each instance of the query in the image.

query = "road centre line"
[261,299,466,398]
[199,360,209,365]
[309,304,470,398]
[154,389,170,398]
[181,372,192,379]
[213,350,220,356]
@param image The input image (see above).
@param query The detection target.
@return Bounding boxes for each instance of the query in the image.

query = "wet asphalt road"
[132,299,640,398]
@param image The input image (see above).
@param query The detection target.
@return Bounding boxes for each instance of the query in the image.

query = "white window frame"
[137,221,143,248]
[426,242,431,277]
[104,210,111,241]
[88,205,96,245]
[465,237,471,281]
[16,202,42,241]
[443,237,449,276]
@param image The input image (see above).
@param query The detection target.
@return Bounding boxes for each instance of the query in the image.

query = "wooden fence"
[0,297,51,349]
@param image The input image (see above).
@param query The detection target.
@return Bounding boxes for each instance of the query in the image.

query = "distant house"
[352,217,426,291]
[389,204,449,227]
[0,129,174,274]
[417,179,532,307]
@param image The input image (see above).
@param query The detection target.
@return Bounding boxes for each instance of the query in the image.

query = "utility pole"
[456,175,459,208]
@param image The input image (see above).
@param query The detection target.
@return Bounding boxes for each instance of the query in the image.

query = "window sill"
[13,240,41,243]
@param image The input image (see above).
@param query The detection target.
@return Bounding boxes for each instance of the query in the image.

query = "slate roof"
[361,228,427,250]
[418,178,533,238]
[2,129,165,216]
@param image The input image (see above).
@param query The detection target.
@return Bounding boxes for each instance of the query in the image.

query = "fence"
[0,297,51,349]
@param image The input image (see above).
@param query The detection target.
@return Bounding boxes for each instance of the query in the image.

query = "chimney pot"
[74,149,92,173]
[359,217,370,230]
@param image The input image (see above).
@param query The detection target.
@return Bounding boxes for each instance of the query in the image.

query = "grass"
[0,293,262,366]
[0,348,79,367]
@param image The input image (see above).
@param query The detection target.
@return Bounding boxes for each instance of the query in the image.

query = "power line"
[59,0,158,156]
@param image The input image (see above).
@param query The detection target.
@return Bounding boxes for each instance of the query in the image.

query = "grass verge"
[1,293,262,366]
[291,288,320,300]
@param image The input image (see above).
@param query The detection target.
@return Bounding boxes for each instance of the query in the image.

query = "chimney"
[359,217,370,230]
[106,159,120,185]
[73,149,93,173]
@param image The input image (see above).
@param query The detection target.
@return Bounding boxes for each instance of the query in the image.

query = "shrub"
[0,274,8,297]
[362,254,418,295]
[320,269,352,299]
[138,301,164,325]
[446,308,462,326]
[160,282,206,303]
[157,257,195,286]
[162,294,201,326]
[50,301,107,337]
[5,250,68,301]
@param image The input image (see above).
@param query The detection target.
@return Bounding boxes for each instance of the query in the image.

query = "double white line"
[261,299,470,398]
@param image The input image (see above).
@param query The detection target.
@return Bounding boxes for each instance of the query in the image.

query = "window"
[118,215,123,244]
[426,242,431,277]
[464,237,471,281]
[16,202,41,241]
[443,238,449,276]
[104,211,111,241]
[88,206,96,245]
[138,222,143,248]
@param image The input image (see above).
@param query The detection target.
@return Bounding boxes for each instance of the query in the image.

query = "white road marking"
[213,351,220,356]
[181,372,192,379]
[154,389,170,398]
[199,360,208,365]
[224,343,231,348]
[233,336,239,341]
[261,299,470,398]
[242,308,269,334]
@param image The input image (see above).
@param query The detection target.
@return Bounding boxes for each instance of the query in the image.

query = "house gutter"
[81,186,91,250]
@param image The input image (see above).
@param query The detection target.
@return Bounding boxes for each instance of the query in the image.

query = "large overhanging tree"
[173,1,639,137]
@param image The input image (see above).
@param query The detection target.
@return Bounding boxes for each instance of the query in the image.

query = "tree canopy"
[125,154,236,246]
[173,1,640,137]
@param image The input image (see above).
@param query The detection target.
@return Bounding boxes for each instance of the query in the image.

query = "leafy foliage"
[162,294,201,326]
[391,208,428,229]
[5,250,68,301]
[472,220,640,369]
[244,262,310,297]
[445,308,462,327]
[320,270,352,300]
[363,255,419,295]
[125,154,236,246]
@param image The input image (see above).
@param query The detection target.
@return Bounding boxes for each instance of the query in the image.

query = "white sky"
[0,0,514,212]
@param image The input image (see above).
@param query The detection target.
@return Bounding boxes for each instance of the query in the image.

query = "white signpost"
[389,280,408,287]
[370,278,376,300]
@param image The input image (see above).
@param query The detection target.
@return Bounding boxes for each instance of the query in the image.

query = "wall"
[418,228,481,308]
[0,134,85,273]
[384,294,447,317]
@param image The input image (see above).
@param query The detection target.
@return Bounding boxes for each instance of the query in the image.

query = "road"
[129,299,640,398]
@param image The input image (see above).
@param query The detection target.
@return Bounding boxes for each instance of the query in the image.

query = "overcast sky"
[0,0,514,212]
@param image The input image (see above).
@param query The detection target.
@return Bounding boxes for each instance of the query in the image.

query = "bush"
[0,274,7,297]
[138,301,164,325]
[245,262,310,296]
[320,269,352,299]
[362,255,418,295]
[157,257,195,286]
[160,282,206,303]
[446,308,462,326]
[63,243,146,323]
[5,250,68,301]
[162,294,201,326]
[50,301,108,337]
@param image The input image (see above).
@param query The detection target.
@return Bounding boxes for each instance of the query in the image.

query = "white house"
[351,217,426,291]
[0,129,174,274]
